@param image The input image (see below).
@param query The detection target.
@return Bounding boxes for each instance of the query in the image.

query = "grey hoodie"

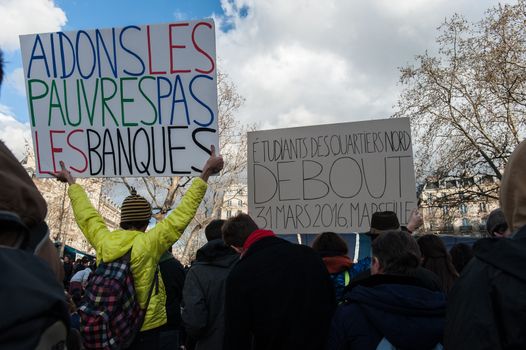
[182,239,238,350]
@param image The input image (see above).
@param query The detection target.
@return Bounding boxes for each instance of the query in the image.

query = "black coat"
[224,236,335,350]
[327,274,446,350]
[159,252,186,330]
[182,239,238,350]
[445,226,526,350]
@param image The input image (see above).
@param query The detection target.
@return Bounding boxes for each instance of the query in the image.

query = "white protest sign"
[247,118,417,234]
[19,19,218,178]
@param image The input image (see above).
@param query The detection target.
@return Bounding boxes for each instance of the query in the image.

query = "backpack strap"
[120,249,158,328]
[121,250,132,263]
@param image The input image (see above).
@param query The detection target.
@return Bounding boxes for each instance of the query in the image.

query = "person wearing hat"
[53,147,223,349]
[355,210,441,291]
[485,208,511,238]
[369,209,423,237]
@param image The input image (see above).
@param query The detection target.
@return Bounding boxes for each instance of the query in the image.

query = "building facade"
[419,175,500,236]
[219,183,248,220]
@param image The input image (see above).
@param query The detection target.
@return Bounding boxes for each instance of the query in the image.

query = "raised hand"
[51,161,76,185]
[407,208,423,232]
[200,145,224,182]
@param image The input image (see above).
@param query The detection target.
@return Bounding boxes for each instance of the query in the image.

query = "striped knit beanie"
[120,188,152,224]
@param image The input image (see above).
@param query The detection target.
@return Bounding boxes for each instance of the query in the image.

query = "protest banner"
[247,118,417,233]
[19,19,218,177]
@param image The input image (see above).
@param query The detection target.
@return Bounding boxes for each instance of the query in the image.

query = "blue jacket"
[327,274,446,350]
[328,257,371,304]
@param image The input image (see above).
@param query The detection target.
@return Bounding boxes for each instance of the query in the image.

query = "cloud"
[0,0,67,51]
[173,9,189,21]
[0,105,31,160]
[215,0,514,129]
[5,68,26,96]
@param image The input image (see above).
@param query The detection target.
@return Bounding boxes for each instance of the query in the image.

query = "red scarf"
[322,256,353,274]
[242,229,276,256]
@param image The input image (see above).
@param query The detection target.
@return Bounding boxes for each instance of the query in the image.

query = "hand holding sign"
[406,208,424,233]
[20,20,218,178]
[200,145,224,182]
[52,161,76,185]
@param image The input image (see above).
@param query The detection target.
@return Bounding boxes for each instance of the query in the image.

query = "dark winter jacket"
[182,239,238,350]
[159,251,186,330]
[327,274,446,350]
[352,266,443,292]
[445,226,526,350]
[0,248,70,349]
[224,235,336,350]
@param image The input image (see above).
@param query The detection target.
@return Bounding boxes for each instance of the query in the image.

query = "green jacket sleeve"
[145,177,208,257]
[68,183,110,251]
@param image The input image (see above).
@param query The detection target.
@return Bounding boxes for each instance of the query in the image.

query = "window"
[461,177,475,187]
[446,180,457,188]
[462,218,469,226]
[226,210,232,218]
[427,194,434,206]
[238,199,243,206]
[442,205,449,215]
[459,203,468,215]
[227,200,232,206]
[479,202,487,212]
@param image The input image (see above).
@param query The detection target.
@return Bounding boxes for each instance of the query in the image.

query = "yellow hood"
[96,229,141,263]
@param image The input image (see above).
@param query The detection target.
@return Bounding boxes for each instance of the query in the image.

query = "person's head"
[81,257,90,267]
[222,213,259,250]
[311,232,348,257]
[486,208,511,238]
[0,140,64,281]
[205,219,225,241]
[371,230,421,275]
[63,255,70,263]
[449,243,473,274]
[417,234,459,292]
[119,188,151,231]
[370,211,401,235]
[500,140,526,234]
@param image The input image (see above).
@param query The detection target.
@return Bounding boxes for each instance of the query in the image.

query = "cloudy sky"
[0,0,510,159]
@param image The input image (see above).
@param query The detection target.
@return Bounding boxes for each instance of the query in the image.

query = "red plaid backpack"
[78,251,157,350]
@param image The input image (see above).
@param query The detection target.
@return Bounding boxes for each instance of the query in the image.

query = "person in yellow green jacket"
[53,146,223,350]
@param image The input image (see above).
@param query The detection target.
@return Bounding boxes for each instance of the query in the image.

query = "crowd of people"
[1,49,526,350]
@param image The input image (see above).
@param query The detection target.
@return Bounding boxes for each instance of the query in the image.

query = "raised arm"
[53,161,109,250]
[145,145,224,255]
